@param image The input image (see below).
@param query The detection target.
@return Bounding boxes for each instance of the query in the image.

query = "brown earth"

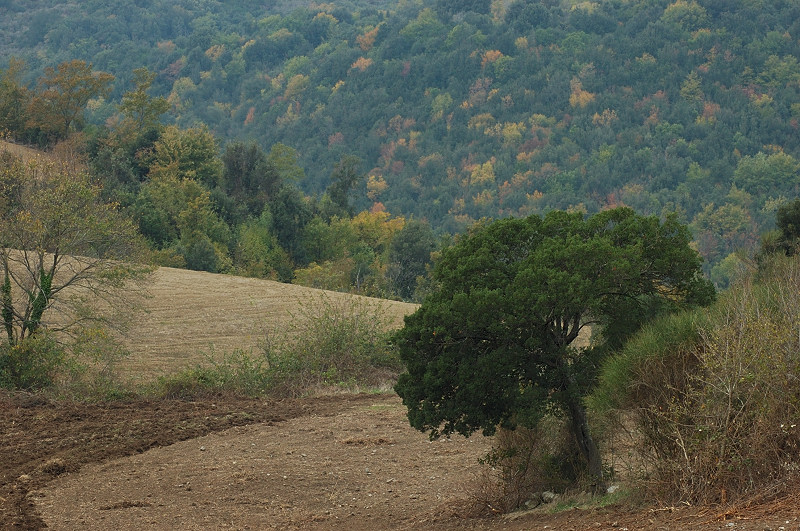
[4,391,800,531]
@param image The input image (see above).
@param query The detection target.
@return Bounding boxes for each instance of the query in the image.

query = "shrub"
[57,327,133,400]
[592,254,800,503]
[0,326,134,399]
[152,348,271,399]
[151,293,401,399]
[0,333,66,390]
[263,293,401,397]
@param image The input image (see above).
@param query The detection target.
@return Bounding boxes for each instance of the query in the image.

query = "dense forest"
[2,0,800,290]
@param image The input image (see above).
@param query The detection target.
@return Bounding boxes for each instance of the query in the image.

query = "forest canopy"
[2,0,800,286]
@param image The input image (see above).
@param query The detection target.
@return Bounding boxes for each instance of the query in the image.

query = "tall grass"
[153,293,401,398]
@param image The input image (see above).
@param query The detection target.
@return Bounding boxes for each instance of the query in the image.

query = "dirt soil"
[4,392,800,531]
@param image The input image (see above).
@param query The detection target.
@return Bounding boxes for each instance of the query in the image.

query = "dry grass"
[0,139,50,163]
[111,267,417,381]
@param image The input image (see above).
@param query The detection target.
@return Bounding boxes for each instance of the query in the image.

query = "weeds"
[591,253,800,504]
[151,348,271,399]
[263,292,400,397]
[151,292,401,399]
[0,327,132,400]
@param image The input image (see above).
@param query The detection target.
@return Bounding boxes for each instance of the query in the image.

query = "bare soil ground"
[4,391,800,531]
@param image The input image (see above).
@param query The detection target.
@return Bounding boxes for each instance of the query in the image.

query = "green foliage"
[118,67,169,133]
[7,0,800,286]
[0,333,64,390]
[733,151,800,197]
[221,140,281,219]
[589,309,705,417]
[24,268,52,338]
[234,212,293,281]
[0,58,28,136]
[395,207,713,488]
[263,293,400,397]
[386,218,436,301]
[61,326,132,401]
[774,197,800,255]
[152,349,271,399]
[149,125,223,189]
[324,154,363,219]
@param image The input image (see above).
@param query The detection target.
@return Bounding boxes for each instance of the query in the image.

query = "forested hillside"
[2,0,800,286]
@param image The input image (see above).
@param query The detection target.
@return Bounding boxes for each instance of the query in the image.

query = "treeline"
[2,0,800,284]
[0,62,437,300]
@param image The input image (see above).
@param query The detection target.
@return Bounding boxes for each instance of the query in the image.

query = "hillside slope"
[4,1,800,277]
[114,267,417,380]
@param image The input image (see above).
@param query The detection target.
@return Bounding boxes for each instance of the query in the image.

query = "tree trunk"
[556,353,606,493]
[565,392,606,493]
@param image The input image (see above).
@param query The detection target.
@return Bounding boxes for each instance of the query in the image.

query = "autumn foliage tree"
[27,59,114,142]
[0,150,149,346]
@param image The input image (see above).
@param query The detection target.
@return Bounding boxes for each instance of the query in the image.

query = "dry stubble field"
[114,266,417,381]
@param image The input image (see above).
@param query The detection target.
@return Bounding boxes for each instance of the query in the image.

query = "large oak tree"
[394,207,714,489]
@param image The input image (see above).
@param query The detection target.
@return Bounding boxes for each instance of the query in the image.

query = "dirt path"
[4,391,800,530]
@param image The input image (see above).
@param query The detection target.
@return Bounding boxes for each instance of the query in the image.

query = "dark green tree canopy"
[387,218,436,301]
[395,207,714,483]
[775,198,800,255]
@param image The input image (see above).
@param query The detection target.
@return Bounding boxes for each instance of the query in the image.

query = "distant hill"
[3,0,800,280]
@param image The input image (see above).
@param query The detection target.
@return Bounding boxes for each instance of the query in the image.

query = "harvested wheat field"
[114,267,417,381]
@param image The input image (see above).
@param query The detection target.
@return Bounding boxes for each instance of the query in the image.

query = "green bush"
[263,293,401,397]
[0,325,134,399]
[152,349,271,399]
[0,333,66,390]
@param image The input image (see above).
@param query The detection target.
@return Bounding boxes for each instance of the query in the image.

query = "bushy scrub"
[58,327,133,400]
[0,333,65,390]
[263,293,400,397]
[154,293,401,399]
[153,349,271,399]
[592,254,800,503]
[0,328,132,399]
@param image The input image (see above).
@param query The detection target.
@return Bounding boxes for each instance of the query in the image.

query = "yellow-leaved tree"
[1,150,150,347]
